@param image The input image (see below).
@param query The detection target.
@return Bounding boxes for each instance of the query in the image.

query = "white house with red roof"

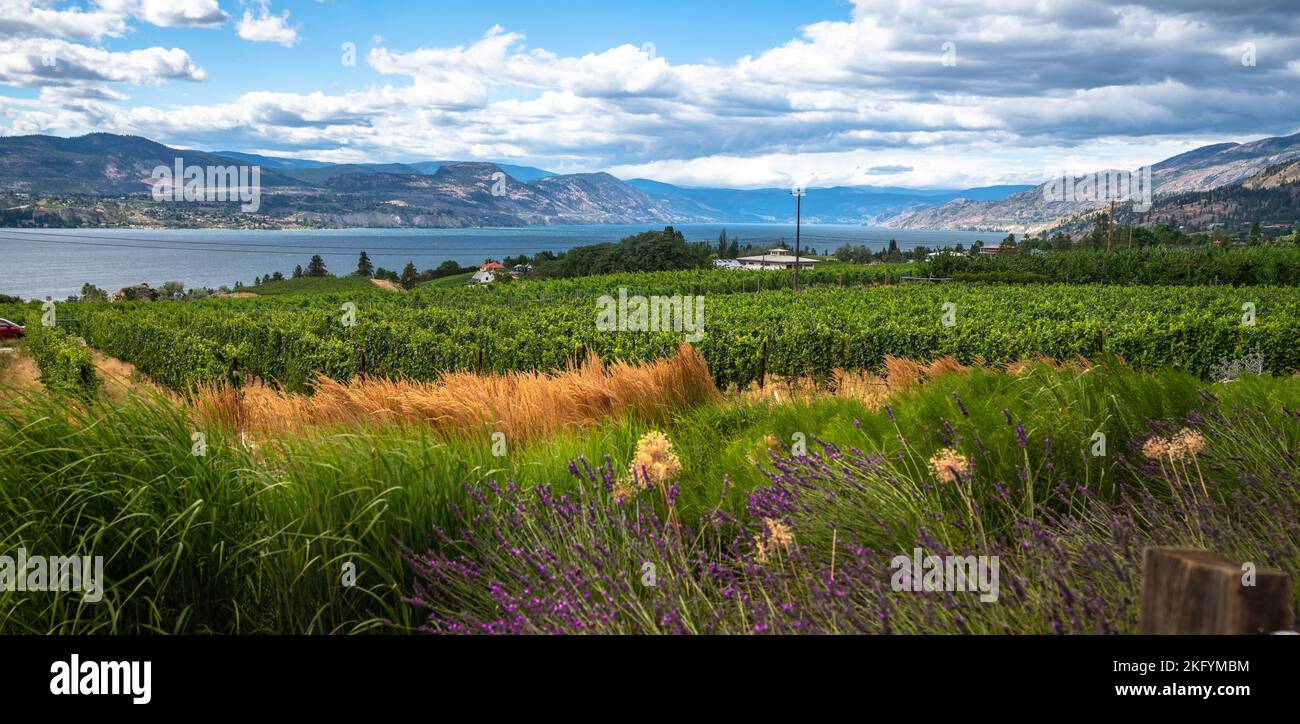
[470,262,505,284]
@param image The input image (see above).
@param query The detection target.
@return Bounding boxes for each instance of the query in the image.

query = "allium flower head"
[1144,429,1205,462]
[628,430,682,488]
[1142,436,1170,460]
[1171,428,1205,459]
[928,447,969,483]
[753,517,795,564]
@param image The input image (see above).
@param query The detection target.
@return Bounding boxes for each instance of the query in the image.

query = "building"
[470,262,505,284]
[976,244,1013,255]
[735,248,820,270]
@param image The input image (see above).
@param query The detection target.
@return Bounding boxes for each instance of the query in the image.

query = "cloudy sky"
[2,0,1298,189]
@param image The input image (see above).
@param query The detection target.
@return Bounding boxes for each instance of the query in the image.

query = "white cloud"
[0,38,205,88]
[129,0,228,28]
[0,0,130,40]
[237,2,299,47]
[5,1,1300,188]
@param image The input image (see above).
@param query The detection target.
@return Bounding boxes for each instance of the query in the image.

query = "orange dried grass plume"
[192,343,720,444]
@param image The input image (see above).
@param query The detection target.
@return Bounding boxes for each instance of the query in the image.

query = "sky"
[1,0,1299,189]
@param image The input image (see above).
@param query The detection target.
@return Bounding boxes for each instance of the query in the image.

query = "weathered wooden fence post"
[1139,547,1292,634]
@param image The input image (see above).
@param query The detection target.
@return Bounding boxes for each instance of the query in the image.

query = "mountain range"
[1,131,1297,231]
[0,133,1029,228]
[882,132,1300,233]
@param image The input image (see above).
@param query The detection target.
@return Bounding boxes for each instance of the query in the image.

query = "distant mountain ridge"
[880,131,1300,232]
[628,180,1034,224]
[0,132,1033,227]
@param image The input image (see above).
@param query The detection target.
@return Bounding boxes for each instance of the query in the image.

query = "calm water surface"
[0,224,994,300]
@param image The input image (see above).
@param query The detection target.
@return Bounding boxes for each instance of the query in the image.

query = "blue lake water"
[0,224,994,301]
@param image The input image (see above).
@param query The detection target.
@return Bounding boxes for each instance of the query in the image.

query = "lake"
[0,224,994,300]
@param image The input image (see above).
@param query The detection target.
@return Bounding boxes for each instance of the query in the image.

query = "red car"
[0,318,24,340]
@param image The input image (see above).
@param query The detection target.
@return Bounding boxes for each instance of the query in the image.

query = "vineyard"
[923,245,1300,285]
[48,277,1299,393]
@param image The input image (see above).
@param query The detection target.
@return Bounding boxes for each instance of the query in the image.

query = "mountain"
[0,133,305,194]
[880,131,1300,232]
[212,151,333,170]
[0,132,1034,228]
[1240,158,1300,190]
[278,163,428,184]
[1150,133,1300,194]
[628,180,1034,224]
[1032,159,1300,236]
[409,161,555,182]
[211,153,556,182]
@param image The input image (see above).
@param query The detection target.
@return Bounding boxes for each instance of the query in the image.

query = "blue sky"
[2,1,1299,189]
[111,1,854,106]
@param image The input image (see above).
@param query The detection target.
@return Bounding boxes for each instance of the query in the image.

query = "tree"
[254,276,262,286]
[271,271,285,282]
[727,235,739,259]
[79,283,107,302]
[158,281,185,300]
[400,261,419,289]
[293,265,303,279]
[718,229,728,259]
[1248,221,1262,245]
[356,250,375,277]
[306,255,328,277]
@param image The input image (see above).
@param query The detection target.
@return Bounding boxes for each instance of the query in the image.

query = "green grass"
[3,360,1297,633]
[423,271,475,287]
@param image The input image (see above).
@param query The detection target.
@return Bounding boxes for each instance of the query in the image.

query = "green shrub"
[25,317,99,398]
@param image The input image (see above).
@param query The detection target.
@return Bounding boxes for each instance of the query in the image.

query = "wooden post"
[758,336,768,391]
[475,347,483,374]
[1139,547,1291,634]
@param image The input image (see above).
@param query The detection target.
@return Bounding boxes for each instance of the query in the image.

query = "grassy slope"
[423,271,476,287]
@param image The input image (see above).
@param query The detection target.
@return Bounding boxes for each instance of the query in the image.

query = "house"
[735,248,820,270]
[976,244,1013,255]
[470,262,505,284]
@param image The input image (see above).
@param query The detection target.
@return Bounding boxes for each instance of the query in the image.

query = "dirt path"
[0,345,42,390]
[370,278,401,292]
[0,342,168,402]
[90,350,170,401]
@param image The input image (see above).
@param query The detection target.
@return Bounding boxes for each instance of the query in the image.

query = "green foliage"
[530,226,714,279]
[252,275,379,296]
[59,278,1300,394]
[25,318,100,398]
[952,271,1052,284]
[2,362,1297,633]
[926,245,1300,285]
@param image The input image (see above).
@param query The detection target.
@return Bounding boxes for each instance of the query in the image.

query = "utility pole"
[1106,199,1115,254]
[791,187,805,291]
